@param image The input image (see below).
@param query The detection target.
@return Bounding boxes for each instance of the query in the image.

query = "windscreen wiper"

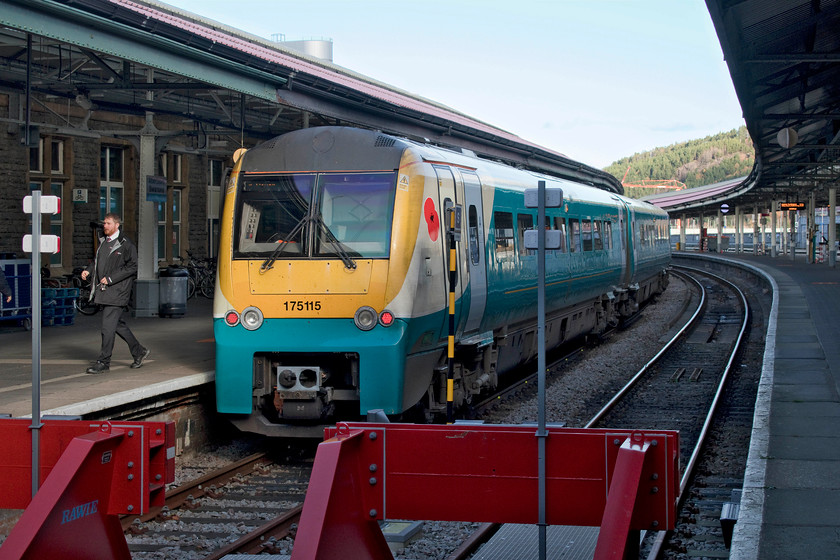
[316,216,357,270]
[259,214,308,272]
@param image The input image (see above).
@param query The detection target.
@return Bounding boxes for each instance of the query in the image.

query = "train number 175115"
[284,300,322,312]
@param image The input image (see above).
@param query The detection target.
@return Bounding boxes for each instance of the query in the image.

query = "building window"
[29,137,67,267]
[207,159,224,258]
[50,139,64,174]
[158,189,182,261]
[49,182,63,265]
[29,139,43,173]
[160,152,182,183]
[100,146,124,219]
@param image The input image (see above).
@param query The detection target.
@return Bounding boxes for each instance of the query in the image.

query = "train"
[213,126,671,437]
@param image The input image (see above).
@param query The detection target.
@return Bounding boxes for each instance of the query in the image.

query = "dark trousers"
[97,305,143,366]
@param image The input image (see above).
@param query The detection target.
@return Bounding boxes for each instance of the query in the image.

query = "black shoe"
[131,348,151,369]
[86,361,109,374]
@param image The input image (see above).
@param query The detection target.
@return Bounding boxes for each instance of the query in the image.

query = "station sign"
[780,202,805,210]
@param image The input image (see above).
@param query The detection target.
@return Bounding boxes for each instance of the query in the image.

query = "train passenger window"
[569,219,581,253]
[553,216,567,252]
[517,214,534,256]
[581,219,593,251]
[603,221,612,250]
[592,221,603,251]
[493,212,514,257]
[468,205,480,265]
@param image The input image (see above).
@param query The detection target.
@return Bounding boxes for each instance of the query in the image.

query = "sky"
[161,0,745,170]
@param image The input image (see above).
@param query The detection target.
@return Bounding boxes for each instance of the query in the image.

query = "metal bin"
[158,266,188,318]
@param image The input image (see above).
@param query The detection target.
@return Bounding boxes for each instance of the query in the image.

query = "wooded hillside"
[603,126,753,199]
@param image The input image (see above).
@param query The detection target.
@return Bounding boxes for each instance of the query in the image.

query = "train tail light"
[379,310,395,327]
[224,310,240,327]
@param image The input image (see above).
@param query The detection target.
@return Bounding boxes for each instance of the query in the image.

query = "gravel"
[393,278,689,559]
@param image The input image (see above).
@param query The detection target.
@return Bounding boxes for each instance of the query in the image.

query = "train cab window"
[569,219,581,253]
[517,214,534,256]
[552,216,567,252]
[233,171,397,260]
[493,212,514,257]
[468,205,480,265]
[317,173,397,258]
[235,175,314,256]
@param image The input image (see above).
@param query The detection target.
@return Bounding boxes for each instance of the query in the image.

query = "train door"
[433,165,467,340]
[460,170,486,333]
[614,197,635,285]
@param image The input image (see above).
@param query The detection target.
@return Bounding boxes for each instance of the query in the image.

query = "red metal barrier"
[292,423,679,560]
[0,418,175,560]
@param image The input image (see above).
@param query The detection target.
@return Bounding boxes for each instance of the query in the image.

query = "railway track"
[124,447,315,559]
[452,266,766,560]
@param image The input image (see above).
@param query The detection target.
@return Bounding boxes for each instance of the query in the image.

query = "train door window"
[581,219,593,251]
[493,212,514,257]
[468,205,480,265]
[569,218,581,253]
[553,217,567,252]
[592,220,603,251]
[517,213,534,256]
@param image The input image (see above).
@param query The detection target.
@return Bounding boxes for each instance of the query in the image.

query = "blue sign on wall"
[146,175,167,203]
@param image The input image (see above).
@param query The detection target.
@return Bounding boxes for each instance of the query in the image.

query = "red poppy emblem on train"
[424,198,439,242]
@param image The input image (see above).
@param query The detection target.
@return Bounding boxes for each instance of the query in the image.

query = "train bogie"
[214,126,670,436]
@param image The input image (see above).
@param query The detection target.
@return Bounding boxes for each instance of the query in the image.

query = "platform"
[0,296,214,419]
[675,251,840,560]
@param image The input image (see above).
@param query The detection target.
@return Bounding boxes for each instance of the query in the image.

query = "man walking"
[81,213,150,374]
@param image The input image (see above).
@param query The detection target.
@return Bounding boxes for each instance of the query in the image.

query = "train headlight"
[241,306,264,331]
[379,310,395,327]
[224,310,240,327]
[354,306,378,331]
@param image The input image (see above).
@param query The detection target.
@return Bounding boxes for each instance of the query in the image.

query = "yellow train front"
[215,126,670,437]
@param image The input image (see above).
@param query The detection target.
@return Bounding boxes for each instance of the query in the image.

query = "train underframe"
[236,270,669,436]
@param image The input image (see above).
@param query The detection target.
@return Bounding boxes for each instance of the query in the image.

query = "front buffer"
[214,317,409,437]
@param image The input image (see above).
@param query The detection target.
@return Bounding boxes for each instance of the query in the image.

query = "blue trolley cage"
[0,258,33,330]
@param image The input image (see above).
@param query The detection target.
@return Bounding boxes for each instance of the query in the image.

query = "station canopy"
[0,0,621,194]
[649,1,840,217]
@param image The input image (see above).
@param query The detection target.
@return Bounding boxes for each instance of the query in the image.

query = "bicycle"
[182,251,216,299]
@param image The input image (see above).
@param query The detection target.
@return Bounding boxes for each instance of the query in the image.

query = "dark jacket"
[86,231,137,307]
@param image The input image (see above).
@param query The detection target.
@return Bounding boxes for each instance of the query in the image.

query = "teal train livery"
[214,127,670,437]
